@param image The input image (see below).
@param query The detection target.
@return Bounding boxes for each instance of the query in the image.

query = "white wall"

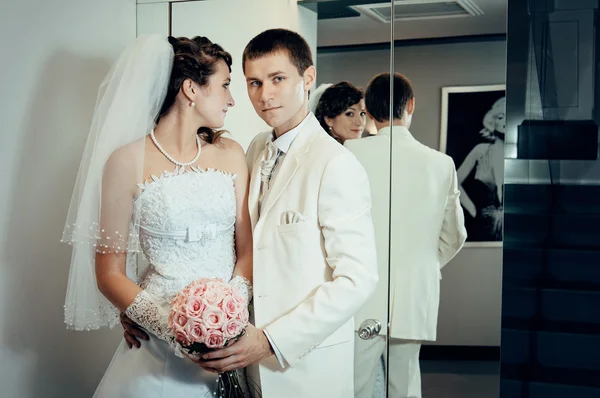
[317,39,507,346]
[0,1,136,397]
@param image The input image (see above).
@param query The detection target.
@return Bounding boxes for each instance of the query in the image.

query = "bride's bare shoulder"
[207,136,247,174]
[212,136,245,159]
[105,137,147,173]
[217,136,244,152]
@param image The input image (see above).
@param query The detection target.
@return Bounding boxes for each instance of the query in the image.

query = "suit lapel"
[260,153,300,220]
[248,135,271,230]
[259,114,320,222]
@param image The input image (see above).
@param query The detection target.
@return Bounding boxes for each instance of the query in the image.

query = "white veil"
[308,83,333,114]
[62,35,174,330]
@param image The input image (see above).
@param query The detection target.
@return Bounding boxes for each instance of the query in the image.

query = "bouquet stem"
[214,371,248,398]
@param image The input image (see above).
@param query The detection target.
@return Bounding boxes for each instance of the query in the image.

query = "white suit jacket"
[245,113,378,397]
[385,126,467,341]
[344,132,390,335]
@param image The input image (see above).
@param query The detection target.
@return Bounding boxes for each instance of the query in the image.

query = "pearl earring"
[189,101,195,107]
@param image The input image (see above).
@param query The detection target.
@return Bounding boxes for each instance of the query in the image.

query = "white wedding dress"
[93,166,243,398]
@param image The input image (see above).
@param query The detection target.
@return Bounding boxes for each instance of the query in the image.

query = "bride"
[61,34,253,397]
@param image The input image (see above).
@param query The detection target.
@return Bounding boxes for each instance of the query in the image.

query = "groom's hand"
[120,313,149,349]
[196,324,274,373]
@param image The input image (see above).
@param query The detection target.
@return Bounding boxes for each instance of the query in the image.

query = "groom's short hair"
[365,72,414,123]
[242,29,313,77]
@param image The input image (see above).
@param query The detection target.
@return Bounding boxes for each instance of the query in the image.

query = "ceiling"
[299,0,508,47]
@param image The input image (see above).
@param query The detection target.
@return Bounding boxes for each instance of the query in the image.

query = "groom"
[122,29,378,397]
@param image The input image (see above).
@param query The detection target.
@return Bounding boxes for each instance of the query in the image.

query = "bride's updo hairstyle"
[158,36,233,144]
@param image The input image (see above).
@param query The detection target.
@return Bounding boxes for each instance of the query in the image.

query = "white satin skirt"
[93,336,220,398]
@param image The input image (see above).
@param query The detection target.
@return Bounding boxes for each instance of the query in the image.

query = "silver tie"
[259,141,281,212]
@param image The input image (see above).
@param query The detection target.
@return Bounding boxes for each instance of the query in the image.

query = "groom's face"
[244,51,315,134]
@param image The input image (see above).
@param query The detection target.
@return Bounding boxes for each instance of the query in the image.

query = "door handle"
[358,319,382,340]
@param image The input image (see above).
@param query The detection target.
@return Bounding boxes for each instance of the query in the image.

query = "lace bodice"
[134,166,237,300]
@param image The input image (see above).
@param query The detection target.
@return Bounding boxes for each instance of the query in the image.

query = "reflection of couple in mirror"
[62,29,379,398]
[456,97,506,242]
[313,73,467,398]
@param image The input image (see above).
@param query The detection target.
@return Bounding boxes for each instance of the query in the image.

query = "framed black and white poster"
[440,85,506,247]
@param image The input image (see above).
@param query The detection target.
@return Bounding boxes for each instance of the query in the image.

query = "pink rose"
[189,281,208,297]
[185,319,207,344]
[208,279,230,294]
[223,319,244,339]
[174,324,191,346]
[202,308,226,330]
[236,308,249,325]
[222,283,233,295]
[202,280,217,292]
[170,295,180,306]
[231,287,246,305]
[171,311,189,329]
[170,295,186,311]
[220,296,241,318]
[202,286,225,307]
[185,297,206,319]
[205,330,225,348]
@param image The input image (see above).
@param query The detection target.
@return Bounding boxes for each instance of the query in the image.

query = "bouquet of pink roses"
[169,277,249,356]
[169,277,252,397]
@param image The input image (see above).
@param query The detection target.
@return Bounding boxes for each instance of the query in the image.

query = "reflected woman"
[312,81,367,144]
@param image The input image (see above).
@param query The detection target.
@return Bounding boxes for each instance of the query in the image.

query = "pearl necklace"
[150,129,201,167]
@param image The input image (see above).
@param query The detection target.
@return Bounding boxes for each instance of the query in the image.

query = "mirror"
[298,2,394,397]
[389,0,507,397]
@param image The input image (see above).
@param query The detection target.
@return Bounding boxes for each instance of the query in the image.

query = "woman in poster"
[456,97,505,241]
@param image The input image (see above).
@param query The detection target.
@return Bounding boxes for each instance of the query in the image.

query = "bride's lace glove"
[125,290,171,342]
[229,275,253,303]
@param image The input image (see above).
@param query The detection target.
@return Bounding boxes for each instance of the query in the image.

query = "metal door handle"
[358,319,381,340]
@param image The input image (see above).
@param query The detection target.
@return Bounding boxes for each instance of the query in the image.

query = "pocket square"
[281,211,305,225]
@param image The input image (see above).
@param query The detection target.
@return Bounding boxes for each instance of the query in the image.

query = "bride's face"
[195,60,235,128]
[494,112,506,134]
[326,100,367,143]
